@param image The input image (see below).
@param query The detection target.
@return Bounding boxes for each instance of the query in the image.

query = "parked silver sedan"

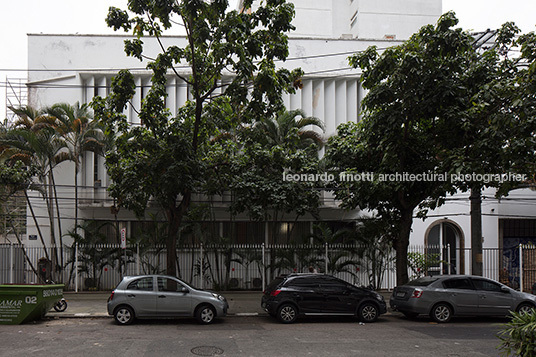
[107,275,228,325]
[390,275,536,323]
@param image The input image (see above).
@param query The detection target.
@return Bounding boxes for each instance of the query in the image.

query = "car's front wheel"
[358,302,379,323]
[277,303,298,324]
[196,305,216,324]
[114,306,135,325]
[430,303,452,323]
[516,303,535,315]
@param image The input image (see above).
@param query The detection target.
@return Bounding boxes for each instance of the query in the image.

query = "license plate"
[396,292,406,298]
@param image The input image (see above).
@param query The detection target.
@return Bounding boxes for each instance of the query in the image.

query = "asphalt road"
[0,314,507,356]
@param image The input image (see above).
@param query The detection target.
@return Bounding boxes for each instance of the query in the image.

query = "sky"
[1,0,536,119]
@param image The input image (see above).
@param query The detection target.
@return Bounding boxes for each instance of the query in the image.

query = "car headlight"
[212,293,226,302]
[373,292,384,301]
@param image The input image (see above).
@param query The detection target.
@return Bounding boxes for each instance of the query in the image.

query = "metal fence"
[1,243,534,292]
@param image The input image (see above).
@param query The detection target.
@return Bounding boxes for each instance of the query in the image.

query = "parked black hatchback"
[261,274,387,323]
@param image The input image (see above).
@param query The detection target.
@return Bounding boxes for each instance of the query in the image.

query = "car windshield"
[406,277,440,286]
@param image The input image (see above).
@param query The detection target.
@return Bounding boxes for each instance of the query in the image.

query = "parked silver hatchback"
[390,275,536,323]
[107,275,228,325]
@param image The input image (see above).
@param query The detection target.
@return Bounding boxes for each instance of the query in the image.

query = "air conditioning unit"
[252,277,262,290]
[229,277,243,290]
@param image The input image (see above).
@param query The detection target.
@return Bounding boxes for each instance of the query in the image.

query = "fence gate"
[521,245,536,293]
[0,244,25,284]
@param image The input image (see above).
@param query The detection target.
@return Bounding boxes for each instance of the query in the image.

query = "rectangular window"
[93,152,99,183]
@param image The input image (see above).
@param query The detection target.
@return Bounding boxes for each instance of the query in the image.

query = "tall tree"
[93,0,302,276]
[1,109,70,271]
[44,102,105,233]
[433,23,536,275]
[327,13,478,285]
[328,13,536,285]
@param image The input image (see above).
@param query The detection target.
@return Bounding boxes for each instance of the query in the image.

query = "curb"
[46,311,395,319]
[46,312,270,319]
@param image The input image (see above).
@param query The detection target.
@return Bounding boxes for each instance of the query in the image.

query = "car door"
[471,278,514,315]
[285,277,324,313]
[441,277,479,315]
[156,277,192,316]
[320,277,358,314]
[124,277,157,317]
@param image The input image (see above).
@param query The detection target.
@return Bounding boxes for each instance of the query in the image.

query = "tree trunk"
[394,208,414,286]
[165,192,191,276]
[470,186,483,276]
[74,165,79,235]
[50,167,64,272]
[25,190,50,261]
[47,173,60,279]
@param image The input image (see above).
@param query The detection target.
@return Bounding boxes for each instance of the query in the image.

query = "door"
[156,277,192,316]
[441,277,479,314]
[320,278,358,314]
[285,277,324,313]
[124,277,157,317]
[472,278,514,315]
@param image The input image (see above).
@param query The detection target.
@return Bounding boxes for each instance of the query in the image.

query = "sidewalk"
[46,291,393,319]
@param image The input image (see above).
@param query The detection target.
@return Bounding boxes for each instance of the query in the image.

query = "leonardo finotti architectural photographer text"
[282,171,527,184]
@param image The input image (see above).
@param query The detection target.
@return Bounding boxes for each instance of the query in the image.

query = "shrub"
[498,310,536,356]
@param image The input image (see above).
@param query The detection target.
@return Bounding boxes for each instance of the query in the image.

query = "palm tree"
[2,106,70,274]
[252,109,324,151]
[44,102,105,233]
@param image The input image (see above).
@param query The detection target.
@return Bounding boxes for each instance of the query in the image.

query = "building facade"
[19,1,536,284]
[22,0,444,250]
[21,0,535,284]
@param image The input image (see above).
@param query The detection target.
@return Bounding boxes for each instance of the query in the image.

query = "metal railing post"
[136,243,140,275]
[75,243,79,293]
[262,243,266,292]
[9,242,14,284]
[519,244,524,292]
[447,244,451,275]
[324,243,329,274]
[200,243,204,290]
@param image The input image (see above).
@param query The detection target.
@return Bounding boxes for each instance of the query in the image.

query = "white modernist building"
[21,0,535,284]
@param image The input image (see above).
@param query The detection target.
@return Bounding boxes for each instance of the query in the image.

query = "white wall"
[250,0,442,40]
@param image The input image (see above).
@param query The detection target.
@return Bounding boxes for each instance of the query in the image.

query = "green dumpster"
[0,284,64,324]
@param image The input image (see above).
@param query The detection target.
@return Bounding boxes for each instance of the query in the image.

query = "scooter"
[45,280,68,312]
[53,298,68,312]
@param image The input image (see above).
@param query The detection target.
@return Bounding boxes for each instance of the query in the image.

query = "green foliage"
[66,220,127,290]
[94,1,303,275]
[231,109,323,222]
[230,143,320,221]
[327,12,536,285]
[353,217,396,289]
[130,213,168,275]
[498,311,536,356]
[0,161,34,196]
[407,252,443,279]
[1,103,104,273]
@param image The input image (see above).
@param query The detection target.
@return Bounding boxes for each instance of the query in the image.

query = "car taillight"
[270,290,282,297]
[411,289,423,298]
[109,291,115,301]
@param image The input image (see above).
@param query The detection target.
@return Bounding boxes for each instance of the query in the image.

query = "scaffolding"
[4,77,28,124]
